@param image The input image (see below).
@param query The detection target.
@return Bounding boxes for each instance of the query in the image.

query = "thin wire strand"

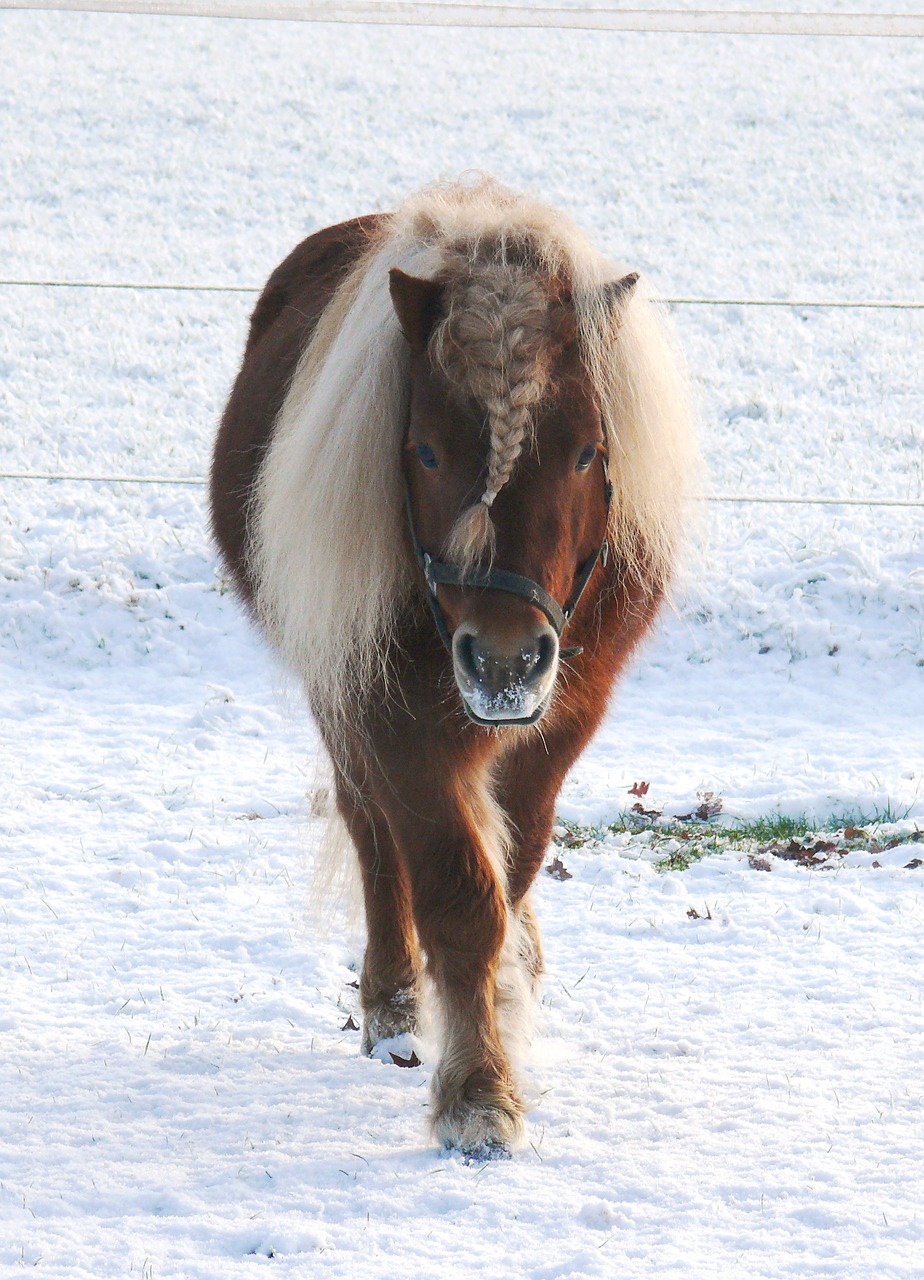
[705,494,923,508]
[1,471,921,506]
[0,279,259,294]
[2,1,923,38]
[2,278,924,310]
[1,471,206,485]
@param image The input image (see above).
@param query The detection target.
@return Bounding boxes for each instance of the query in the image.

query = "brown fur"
[212,187,689,1156]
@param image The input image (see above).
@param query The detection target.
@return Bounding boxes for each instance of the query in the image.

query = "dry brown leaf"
[631,802,662,819]
[546,855,573,881]
[695,792,723,821]
[390,1050,422,1068]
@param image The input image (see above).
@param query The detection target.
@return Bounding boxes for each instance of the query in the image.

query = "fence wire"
[3,278,924,311]
[3,1,924,37]
[2,472,922,508]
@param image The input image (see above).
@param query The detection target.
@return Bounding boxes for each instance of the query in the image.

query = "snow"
[2,8,923,1277]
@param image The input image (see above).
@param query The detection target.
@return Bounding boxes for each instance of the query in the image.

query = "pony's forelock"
[431,258,553,572]
[444,499,497,569]
[252,175,701,733]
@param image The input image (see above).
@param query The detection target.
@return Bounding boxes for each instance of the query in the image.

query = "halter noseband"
[405,446,613,660]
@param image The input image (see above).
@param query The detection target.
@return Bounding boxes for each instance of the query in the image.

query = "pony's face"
[392,268,615,726]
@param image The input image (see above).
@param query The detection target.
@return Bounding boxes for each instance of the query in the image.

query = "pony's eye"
[416,443,439,470]
[575,444,598,473]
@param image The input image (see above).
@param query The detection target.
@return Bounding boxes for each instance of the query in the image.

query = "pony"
[210,177,698,1158]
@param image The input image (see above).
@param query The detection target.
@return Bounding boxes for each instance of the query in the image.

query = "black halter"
[405,455,613,660]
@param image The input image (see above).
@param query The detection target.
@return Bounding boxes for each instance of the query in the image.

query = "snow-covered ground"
[2,9,923,1277]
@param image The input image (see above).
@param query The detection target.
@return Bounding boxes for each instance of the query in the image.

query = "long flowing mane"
[252,177,699,724]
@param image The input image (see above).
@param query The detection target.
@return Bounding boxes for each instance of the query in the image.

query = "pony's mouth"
[455,674,555,727]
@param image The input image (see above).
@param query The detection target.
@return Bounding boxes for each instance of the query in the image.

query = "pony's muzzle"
[452,621,559,725]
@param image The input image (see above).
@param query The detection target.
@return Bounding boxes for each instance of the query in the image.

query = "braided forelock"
[432,263,555,569]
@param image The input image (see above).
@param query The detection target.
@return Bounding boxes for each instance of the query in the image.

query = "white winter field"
[2,8,923,1278]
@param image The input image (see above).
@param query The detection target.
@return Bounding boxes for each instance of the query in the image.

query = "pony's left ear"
[389,268,445,351]
[601,272,640,317]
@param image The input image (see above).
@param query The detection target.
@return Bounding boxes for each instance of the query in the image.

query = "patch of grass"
[555,805,919,873]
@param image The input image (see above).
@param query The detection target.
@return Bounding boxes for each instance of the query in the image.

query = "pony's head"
[391,258,637,725]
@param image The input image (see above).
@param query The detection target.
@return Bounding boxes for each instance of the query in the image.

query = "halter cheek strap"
[405,465,612,659]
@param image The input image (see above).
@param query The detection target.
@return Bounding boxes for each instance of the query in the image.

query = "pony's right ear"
[389,268,445,351]
[601,270,637,317]
[600,272,640,317]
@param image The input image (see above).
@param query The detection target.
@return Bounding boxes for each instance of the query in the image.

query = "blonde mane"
[253,177,700,726]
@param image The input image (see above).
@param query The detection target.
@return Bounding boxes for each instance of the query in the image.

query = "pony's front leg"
[384,777,525,1157]
[335,778,421,1056]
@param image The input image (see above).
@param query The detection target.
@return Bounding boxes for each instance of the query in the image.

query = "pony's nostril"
[517,632,556,680]
[454,631,482,686]
[533,630,557,680]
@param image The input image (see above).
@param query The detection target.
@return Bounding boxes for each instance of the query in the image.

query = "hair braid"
[433,265,553,568]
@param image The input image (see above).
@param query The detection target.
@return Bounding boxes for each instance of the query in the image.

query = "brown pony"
[211,178,698,1159]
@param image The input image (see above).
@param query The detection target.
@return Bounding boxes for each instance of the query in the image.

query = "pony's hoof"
[433,1085,526,1157]
[361,987,419,1057]
[459,1139,513,1165]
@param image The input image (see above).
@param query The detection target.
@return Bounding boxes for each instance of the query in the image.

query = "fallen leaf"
[695,792,723,821]
[748,856,772,872]
[905,858,923,870]
[390,1050,422,1068]
[631,802,662,819]
[341,1014,359,1031]
[546,855,573,881]
[628,781,650,797]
